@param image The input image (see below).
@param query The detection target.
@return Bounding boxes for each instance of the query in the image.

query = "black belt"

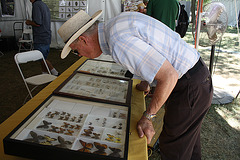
[181,57,204,80]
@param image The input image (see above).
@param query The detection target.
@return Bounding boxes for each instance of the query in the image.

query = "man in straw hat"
[58,10,213,160]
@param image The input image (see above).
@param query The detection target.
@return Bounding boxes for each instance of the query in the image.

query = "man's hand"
[137,116,155,144]
[25,20,32,25]
[25,20,40,27]
[136,81,150,95]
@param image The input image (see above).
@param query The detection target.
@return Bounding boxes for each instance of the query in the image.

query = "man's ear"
[79,35,87,45]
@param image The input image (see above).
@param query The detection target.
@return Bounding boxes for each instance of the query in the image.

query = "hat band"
[64,18,93,43]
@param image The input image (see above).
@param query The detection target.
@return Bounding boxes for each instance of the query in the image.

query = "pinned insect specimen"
[69,125,75,129]
[66,113,71,117]
[48,125,59,133]
[65,129,74,136]
[119,113,127,119]
[55,136,72,149]
[59,128,66,133]
[39,141,52,145]
[46,112,52,117]
[37,120,52,129]
[24,131,41,143]
[76,118,82,123]
[75,125,81,130]
[81,1,86,6]
[70,116,76,122]
[61,111,66,115]
[105,133,122,143]
[78,140,93,153]
[82,129,92,137]
[93,142,107,155]
[118,123,123,130]
[115,137,121,143]
[58,116,64,120]
[61,122,70,128]
[105,134,114,142]
[54,111,60,115]
[102,118,107,127]
[44,135,57,142]
[76,114,84,122]
[109,147,122,158]
[81,126,94,137]
[91,133,100,139]
[79,114,83,118]
[113,112,117,118]
[89,126,94,131]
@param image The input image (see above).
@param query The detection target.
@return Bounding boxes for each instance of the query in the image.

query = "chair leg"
[236,90,240,99]
[0,51,3,57]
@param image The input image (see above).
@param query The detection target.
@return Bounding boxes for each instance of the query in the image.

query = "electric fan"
[194,2,232,105]
[197,2,228,47]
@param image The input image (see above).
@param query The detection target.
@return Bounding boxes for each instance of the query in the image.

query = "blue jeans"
[33,43,50,59]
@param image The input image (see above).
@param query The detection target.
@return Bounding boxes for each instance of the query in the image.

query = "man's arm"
[137,59,178,144]
[25,20,40,27]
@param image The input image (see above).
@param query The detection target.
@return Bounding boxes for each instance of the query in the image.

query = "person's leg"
[34,43,59,75]
[159,59,213,160]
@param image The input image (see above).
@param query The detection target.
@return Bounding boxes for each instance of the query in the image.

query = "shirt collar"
[98,23,111,55]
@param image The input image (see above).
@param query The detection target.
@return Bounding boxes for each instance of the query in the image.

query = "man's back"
[146,0,178,30]
[32,0,51,44]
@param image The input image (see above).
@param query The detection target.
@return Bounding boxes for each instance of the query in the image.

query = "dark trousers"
[159,58,213,160]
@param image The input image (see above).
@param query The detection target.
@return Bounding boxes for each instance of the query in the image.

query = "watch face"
[143,111,156,120]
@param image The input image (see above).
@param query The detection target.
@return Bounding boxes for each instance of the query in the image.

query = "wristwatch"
[143,111,156,121]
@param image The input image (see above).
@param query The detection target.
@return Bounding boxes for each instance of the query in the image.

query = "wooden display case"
[76,59,132,79]
[54,71,132,106]
[4,95,130,160]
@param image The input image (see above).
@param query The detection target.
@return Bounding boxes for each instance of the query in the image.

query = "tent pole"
[194,0,204,50]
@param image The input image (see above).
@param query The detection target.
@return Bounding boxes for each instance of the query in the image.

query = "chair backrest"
[15,50,43,64]
[21,28,33,40]
[22,29,32,34]
[14,50,56,101]
[14,50,51,74]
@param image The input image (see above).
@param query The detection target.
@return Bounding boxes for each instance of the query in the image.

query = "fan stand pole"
[209,45,215,75]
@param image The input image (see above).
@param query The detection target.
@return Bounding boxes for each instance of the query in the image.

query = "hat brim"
[61,10,103,59]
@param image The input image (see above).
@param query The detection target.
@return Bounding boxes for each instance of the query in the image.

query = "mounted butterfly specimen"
[81,129,92,137]
[37,120,52,129]
[78,140,93,153]
[24,131,43,143]
[93,142,107,156]
[54,136,72,149]
[109,147,122,158]
[105,134,114,142]
[81,126,94,137]
[43,135,57,142]
[91,133,100,139]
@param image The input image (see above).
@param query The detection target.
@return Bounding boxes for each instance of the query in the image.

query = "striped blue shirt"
[98,12,200,83]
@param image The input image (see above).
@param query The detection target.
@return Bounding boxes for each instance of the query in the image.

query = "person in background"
[58,10,213,160]
[26,0,59,76]
[136,0,179,94]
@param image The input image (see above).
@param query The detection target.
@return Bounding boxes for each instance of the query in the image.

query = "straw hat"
[58,10,103,59]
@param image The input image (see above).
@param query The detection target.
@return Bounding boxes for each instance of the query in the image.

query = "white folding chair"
[14,50,57,101]
[18,28,33,52]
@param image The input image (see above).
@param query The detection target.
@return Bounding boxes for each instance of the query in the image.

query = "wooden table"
[0,57,148,160]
